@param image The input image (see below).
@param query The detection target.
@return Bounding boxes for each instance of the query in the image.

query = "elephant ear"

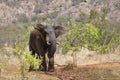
[53,26,67,38]
[35,23,46,31]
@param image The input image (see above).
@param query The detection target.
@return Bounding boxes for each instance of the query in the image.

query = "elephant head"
[36,23,67,71]
[35,23,67,54]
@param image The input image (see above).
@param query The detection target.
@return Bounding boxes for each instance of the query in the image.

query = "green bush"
[61,20,99,53]
[0,64,3,72]
[60,19,100,67]
[13,26,42,80]
[61,15,120,54]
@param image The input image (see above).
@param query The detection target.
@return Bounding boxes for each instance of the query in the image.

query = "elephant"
[29,23,67,72]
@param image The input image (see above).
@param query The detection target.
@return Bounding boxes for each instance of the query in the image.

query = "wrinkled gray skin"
[29,24,66,72]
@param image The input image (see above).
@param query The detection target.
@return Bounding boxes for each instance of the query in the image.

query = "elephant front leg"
[47,43,56,72]
[39,55,47,72]
[48,54,54,72]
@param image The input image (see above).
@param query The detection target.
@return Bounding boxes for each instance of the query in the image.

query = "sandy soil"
[1,62,120,80]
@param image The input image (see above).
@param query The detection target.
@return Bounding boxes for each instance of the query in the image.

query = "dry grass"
[55,47,120,65]
[0,47,120,80]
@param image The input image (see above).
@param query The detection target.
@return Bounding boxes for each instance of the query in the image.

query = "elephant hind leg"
[29,50,35,71]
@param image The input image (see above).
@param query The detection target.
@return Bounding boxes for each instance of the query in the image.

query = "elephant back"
[31,29,46,43]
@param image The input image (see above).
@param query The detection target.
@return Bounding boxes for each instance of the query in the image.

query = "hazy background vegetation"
[0,0,120,65]
[0,0,120,47]
[0,0,120,63]
[0,0,120,80]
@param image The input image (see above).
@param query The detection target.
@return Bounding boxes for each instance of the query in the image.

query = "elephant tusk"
[47,41,51,45]
[56,42,60,45]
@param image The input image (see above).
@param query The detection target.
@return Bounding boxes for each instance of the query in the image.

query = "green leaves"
[13,25,42,67]
[24,52,42,69]
[61,18,120,53]
[0,64,3,72]
[61,21,100,53]
[61,9,120,54]
[80,23,99,45]
[12,26,42,79]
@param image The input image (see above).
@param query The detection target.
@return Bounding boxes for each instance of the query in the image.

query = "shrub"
[61,14,120,55]
[61,20,99,53]
[13,26,42,80]
[60,19,100,67]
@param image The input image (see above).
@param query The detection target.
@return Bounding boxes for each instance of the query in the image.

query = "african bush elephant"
[29,23,67,72]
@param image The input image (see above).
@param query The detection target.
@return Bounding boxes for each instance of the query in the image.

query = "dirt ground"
[47,62,120,80]
[1,62,120,80]
[1,47,120,80]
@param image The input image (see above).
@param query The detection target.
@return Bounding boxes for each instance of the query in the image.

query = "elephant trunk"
[47,41,56,72]
[48,41,56,56]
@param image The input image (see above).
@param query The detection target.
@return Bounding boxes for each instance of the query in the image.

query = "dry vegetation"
[0,0,120,26]
[0,0,120,80]
[0,47,120,80]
